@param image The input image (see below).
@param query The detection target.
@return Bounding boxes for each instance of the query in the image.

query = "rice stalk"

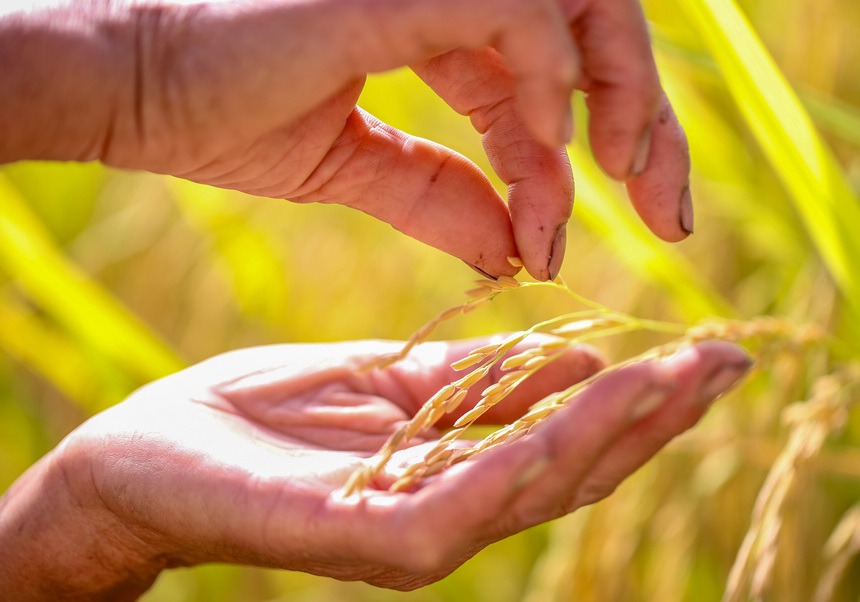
[813,503,860,602]
[722,367,860,602]
[344,276,830,498]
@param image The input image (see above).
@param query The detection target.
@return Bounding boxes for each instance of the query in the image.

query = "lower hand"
[0,337,750,598]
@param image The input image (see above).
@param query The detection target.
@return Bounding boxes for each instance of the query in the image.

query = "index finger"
[413,48,576,281]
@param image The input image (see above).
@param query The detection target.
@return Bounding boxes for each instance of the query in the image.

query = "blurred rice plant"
[1,0,860,600]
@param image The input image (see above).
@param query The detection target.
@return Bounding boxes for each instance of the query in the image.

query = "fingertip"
[547,223,567,281]
[511,212,571,283]
[625,96,693,242]
[680,184,694,235]
[662,341,752,406]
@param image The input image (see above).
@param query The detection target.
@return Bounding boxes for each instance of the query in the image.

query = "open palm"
[55,338,749,592]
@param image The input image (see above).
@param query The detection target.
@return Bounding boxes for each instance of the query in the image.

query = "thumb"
[289,108,520,278]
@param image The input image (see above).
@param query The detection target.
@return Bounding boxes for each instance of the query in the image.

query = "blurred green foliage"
[2,0,860,600]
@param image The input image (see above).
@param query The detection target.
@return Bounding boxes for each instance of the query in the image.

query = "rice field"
[2,0,860,600]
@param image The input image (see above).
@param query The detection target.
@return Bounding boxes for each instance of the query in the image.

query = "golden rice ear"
[344,275,822,498]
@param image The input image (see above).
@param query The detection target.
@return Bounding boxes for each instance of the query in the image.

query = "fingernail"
[629,387,670,422]
[464,261,498,280]
[560,105,574,145]
[512,454,552,492]
[547,224,567,281]
[630,128,652,177]
[679,184,694,235]
[699,357,753,406]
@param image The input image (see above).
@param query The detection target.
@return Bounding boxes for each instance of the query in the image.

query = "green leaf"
[0,289,131,412]
[678,0,860,342]
[0,174,185,386]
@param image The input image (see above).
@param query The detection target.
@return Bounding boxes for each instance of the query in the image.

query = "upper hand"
[5,0,692,280]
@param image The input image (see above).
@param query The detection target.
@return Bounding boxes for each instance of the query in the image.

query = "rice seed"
[445,389,469,413]
[390,472,421,493]
[539,338,569,351]
[427,403,447,425]
[501,349,542,371]
[423,440,451,462]
[440,306,463,320]
[551,317,615,337]
[462,298,491,314]
[468,341,503,356]
[424,447,454,467]
[449,449,472,464]
[521,405,558,423]
[507,256,524,268]
[466,287,494,299]
[523,356,551,370]
[342,469,369,497]
[454,405,490,428]
[428,383,457,407]
[404,406,431,440]
[385,428,407,452]
[451,353,489,371]
[497,331,528,353]
[481,382,507,398]
[499,370,528,387]
[399,461,424,480]
[422,458,449,477]
[439,427,468,444]
[473,279,507,291]
[480,391,509,408]
[497,276,520,289]
[455,364,492,388]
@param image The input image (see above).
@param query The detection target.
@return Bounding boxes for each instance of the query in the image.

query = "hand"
[0,337,750,598]
[1,0,692,280]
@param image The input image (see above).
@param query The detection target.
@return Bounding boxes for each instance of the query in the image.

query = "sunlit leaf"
[678,0,860,340]
[0,288,129,412]
[167,179,291,324]
[0,174,185,384]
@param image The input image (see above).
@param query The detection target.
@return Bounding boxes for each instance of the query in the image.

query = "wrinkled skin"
[2,0,692,280]
[1,1,714,598]
[0,338,750,598]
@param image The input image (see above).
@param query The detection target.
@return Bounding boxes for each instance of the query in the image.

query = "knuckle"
[573,478,620,509]
[392,512,486,580]
[632,72,662,112]
[394,522,454,575]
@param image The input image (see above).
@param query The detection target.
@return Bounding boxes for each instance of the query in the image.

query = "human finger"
[413,48,575,281]
[399,354,681,561]
[625,95,694,240]
[403,340,749,552]
[287,108,522,278]
[571,341,750,507]
[383,334,606,423]
[499,340,749,527]
[352,0,579,148]
[563,0,692,241]
[563,0,662,180]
